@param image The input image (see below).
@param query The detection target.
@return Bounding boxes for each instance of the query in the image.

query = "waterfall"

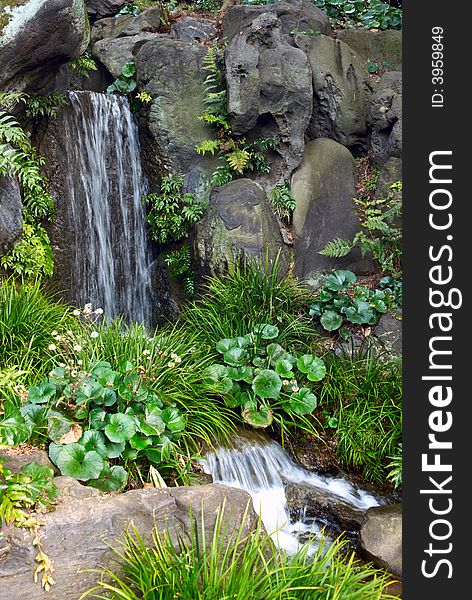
[201,432,380,555]
[59,91,152,324]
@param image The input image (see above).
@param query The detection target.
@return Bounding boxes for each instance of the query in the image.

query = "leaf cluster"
[312,0,402,30]
[164,246,195,297]
[269,180,297,222]
[69,52,98,77]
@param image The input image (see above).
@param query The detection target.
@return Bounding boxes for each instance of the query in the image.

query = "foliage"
[205,324,326,428]
[1,223,54,278]
[24,93,68,119]
[164,246,196,297]
[196,45,277,185]
[107,62,137,95]
[70,52,98,77]
[386,443,402,488]
[82,503,396,600]
[311,0,402,30]
[319,182,402,276]
[181,253,316,348]
[308,270,402,335]
[269,180,297,222]
[0,459,57,527]
[144,174,205,244]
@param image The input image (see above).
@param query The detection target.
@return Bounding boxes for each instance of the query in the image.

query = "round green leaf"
[129,432,153,450]
[223,347,247,366]
[104,413,136,443]
[55,443,104,481]
[227,365,254,382]
[89,407,107,430]
[297,354,327,382]
[267,343,286,361]
[0,406,32,445]
[28,381,56,404]
[320,310,343,331]
[286,388,317,415]
[252,369,282,399]
[161,407,186,432]
[105,440,126,459]
[274,358,294,378]
[79,430,108,458]
[47,410,74,444]
[88,464,128,493]
[121,62,136,78]
[323,270,357,292]
[253,324,279,339]
[142,408,165,435]
[216,338,238,353]
[203,364,229,381]
[242,403,273,428]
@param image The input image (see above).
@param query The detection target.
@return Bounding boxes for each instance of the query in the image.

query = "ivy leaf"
[104,413,136,443]
[285,388,318,415]
[161,407,186,432]
[27,381,56,404]
[242,402,273,428]
[55,443,104,481]
[323,270,357,292]
[320,310,343,331]
[252,369,282,399]
[253,324,279,340]
[79,430,108,458]
[88,464,128,493]
[297,355,327,382]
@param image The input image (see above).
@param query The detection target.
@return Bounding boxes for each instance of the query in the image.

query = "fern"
[225,149,250,173]
[319,237,354,258]
[164,246,196,297]
[195,139,220,156]
[24,93,68,119]
[269,181,297,221]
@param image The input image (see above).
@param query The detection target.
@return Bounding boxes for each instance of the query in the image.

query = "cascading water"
[201,432,380,555]
[59,91,152,324]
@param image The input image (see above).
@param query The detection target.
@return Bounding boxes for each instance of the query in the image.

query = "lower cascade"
[202,432,380,554]
[59,91,152,324]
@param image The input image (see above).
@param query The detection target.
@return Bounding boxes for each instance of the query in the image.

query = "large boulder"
[85,0,127,20]
[292,139,373,277]
[295,34,374,153]
[0,0,89,93]
[370,71,402,165]
[136,37,217,193]
[336,29,402,71]
[0,449,54,473]
[90,7,162,44]
[92,32,158,78]
[225,12,313,178]
[0,483,258,600]
[0,175,22,258]
[359,503,402,578]
[223,0,331,43]
[196,179,288,277]
[170,16,216,41]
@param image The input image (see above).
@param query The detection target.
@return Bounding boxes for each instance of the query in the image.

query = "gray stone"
[0,449,54,473]
[136,37,217,193]
[196,179,288,277]
[0,175,22,257]
[370,71,402,165]
[295,34,374,152]
[223,0,331,43]
[171,16,216,41]
[374,157,402,201]
[85,0,128,20]
[373,310,402,356]
[336,29,402,71]
[285,482,366,531]
[225,12,313,178]
[0,484,257,600]
[91,7,162,44]
[92,32,158,78]
[359,503,402,578]
[292,139,374,277]
[53,476,100,501]
[0,0,89,94]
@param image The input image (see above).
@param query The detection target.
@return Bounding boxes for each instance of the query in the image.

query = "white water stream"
[61,91,152,324]
[202,433,380,555]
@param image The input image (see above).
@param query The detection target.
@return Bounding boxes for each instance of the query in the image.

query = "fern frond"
[195,139,220,156]
[319,238,353,258]
[226,149,250,174]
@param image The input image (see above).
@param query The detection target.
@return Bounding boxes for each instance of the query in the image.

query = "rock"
[292,139,374,277]
[0,484,258,600]
[85,0,128,20]
[225,12,313,177]
[283,435,337,475]
[370,71,402,165]
[0,175,22,258]
[285,482,366,531]
[53,476,100,501]
[136,37,217,193]
[196,179,288,277]
[295,34,373,152]
[374,157,402,201]
[223,0,331,43]
[373,310,402,356]
[0,0,89,93]
[359,503,402,578]
[91,7,162,44]
[336,29,402,71]
[0,449,54,473]
[92,32,158,78]
[171,16,216,41]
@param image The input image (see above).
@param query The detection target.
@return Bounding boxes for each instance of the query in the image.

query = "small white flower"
[51,330,59,337]
[48,344,57,351]
[73,344,82,352]
[292,386,300,393]
[71,370,78,378]
[142,349,151,356]
[59,363,66,368]
[167,361,175,368]
[90,331,99,339]
[77,359,83,366]
[94,308,103,315]
[174,356,182,364]
[283,380,289,386]
[72,309,80,316]
[84,303,92,310]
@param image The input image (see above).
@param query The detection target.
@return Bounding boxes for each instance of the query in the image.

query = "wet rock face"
[370,71,402,165]
[0,176,22,258]
[0,0,89,94]
[359,503,402,578]
[223,0,332,43]
[170,16,216,42]
[0,483,257,600]
[225,12,313,178]
[196,179,289,278]
[295,34,374,153]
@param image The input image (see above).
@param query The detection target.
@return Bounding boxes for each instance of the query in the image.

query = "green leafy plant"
[144,174,205,244]
[1,223,54,278]
[164,246,196,296]
[319,182,402,276]
[118,3,141,15]
[107,62,138,95]
[386,443,402,488]
[308,270,401,334]
[269,180,297,222]
[24,93,68,119]
[82,503,396,600]
[69,52,98,77]
[311,0,402,30]
[205,324,326,428]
